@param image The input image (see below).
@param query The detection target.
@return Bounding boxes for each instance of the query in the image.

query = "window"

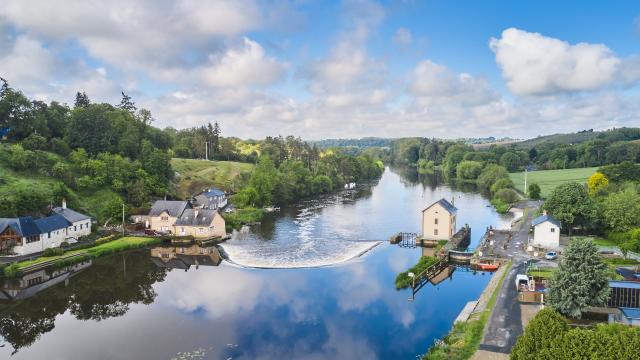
[434,229,438,236]
[198,228,205,234]
[161,216,169,221]
[551,228,555,233]
[434,218,438,225]
[26,235,40,243]
[27,277,43,286]
[74,225,77,231]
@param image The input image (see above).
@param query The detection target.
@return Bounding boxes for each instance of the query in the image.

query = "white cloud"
[490,28,640,96]
[393,27,412,46]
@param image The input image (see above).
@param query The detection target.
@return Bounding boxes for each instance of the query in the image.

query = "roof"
[0,217,41,237]
[174,209,219,226]
[609,280,640,290]
[532,214,561,228]
[52,207,91,223]
[422,198,458,214]
[200,188,225,197]
[34,214,71,233]
[149,201,190,217]
[621,307,640,319]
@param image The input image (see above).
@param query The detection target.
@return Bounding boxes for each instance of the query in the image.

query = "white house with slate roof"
[52,199,92,241]
[422,198,458,240]
[194,188,228,210]
[0,202,91,255]
[531,212,561,249]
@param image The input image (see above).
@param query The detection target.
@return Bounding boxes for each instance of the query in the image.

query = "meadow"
[509,167,598,198]
[170,158,254,198]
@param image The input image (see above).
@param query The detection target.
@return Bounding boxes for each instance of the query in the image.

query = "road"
[478,203,537,354]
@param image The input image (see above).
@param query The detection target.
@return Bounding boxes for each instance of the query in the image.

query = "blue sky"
[1,0,639,139]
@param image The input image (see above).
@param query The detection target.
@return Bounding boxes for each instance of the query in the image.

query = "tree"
[477,164,509,192]
[544,182,598,234]
[118,91,136,113]
[456,160,483,180]
[495,188,519,204]
[528,183,541,200]
[511,308,568,360]
[547,237,609,318]
[500,152,521,172]
[212,121,221,154]
[601,188,640,232]
[528,147,538,161]
[74,91,90,108]
[587,172,609,196]
[490,178,514,195]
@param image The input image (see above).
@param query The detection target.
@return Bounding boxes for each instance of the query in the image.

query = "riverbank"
[1,236,164,278]
[422,261,512,359]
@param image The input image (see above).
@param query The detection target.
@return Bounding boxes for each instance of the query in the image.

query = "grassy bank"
[2,236,164,277]
[222,207,266,232]
[509,167,597,198]
[423,261,512,360]
[171,158,254,198]
[395,256,439,289]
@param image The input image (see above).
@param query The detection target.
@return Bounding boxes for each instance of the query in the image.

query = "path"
[477,204,538,354]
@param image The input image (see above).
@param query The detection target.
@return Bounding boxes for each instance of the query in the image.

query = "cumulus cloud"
[393,27,412,46]
[490,28,640,96]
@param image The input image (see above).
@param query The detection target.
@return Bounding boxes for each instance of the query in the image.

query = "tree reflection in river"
[0,250,167,353]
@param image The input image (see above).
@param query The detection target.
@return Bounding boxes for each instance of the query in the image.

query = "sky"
[1,0,639,140]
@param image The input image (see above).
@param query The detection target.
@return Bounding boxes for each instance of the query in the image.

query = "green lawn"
[16,236,162,270]
[171,158,254,198]
[572,236,616,247]
[509,167,598,198]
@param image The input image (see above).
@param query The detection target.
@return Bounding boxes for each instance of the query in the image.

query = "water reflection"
[150,244,222,270]
[0,251,166,354]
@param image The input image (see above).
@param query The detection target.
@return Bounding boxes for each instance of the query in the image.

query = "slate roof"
[52,207,91,223]
[174,209,219,226]
[201,188,225,197]
[531,214,561,228]
[34,214,71,233]
[149,201,190,217]
[0,217,41,237]
[422,198,458,214]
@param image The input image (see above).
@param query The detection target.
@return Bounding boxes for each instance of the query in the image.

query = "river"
[0,167,513,360]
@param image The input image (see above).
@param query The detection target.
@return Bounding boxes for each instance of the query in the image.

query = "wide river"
[0,167,513,360]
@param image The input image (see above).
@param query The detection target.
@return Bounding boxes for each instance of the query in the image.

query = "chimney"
[194,210,199,219]
[62,198,67,209]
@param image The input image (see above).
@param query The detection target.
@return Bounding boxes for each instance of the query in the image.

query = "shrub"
[511,308,568,360]
[495,188,519,204]
[3,263,23,278]
[43,247,65,257]
[21,134,48,151]
[528,183,541,199]
[490,178,514,195]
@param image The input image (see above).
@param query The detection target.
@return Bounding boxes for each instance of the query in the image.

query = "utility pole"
[524,168,528,194]
[205,141,208,161]
[122,203,125,236]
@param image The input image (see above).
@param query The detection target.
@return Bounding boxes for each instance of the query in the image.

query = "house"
[610,308,640,327]
[172,209,226,239]
[608,281,640,308]
[194,188,228,210]
[52,200,92,241]
[0,202,92,256]
[148,200,190,233]
[0,260,92,300]
[531,213,561,249]
[422,198,457,240]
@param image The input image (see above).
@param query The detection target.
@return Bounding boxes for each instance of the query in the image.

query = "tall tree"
[118,91,136,113]
[547,238,610,318]
[543,182,598,234]
[212,121,221,153]
[74,91,90,108]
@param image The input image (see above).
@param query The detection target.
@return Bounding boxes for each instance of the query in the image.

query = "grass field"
[171,158,254,198]
[509,167,598,198]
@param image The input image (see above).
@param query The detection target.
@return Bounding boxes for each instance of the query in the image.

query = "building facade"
[148,200,190,233]
[194,188,228,210]
[531,214,561,249]
[421,198,458,240]
[172,209,226,239]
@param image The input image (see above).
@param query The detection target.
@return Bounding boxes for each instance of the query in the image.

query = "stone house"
[421,198,458,240]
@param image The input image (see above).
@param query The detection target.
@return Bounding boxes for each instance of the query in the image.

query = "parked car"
[144,229,157,236]
[545,251,558,260]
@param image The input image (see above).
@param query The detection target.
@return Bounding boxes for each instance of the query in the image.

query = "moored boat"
[478,263,499,271]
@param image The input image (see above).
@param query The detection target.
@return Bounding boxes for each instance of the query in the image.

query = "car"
[144,229,157,236]
[545,251,558,260]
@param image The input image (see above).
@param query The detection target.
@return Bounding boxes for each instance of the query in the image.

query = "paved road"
[478,205,536,354]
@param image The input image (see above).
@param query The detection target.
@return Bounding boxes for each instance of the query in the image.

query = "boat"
[477,263,499,271]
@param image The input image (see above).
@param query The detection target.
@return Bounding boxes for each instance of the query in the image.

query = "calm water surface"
[0,168,512,360]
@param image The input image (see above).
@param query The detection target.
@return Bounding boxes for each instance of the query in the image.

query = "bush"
[21,134,48,151]
[43,247,65,257]
[511,308,568,360]
[528,183,541,199]
[490,178,514,195]
[495,188,519,204]
[3,263,23,278]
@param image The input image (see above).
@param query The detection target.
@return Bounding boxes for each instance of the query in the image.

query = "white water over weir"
[219,191,383,269]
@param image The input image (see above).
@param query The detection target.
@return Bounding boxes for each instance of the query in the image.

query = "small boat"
[478,263,499,271]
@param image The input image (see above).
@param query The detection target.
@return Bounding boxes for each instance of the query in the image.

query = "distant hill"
[515,127,640,148]
[311,137,394,149]
[171,158,254,199]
